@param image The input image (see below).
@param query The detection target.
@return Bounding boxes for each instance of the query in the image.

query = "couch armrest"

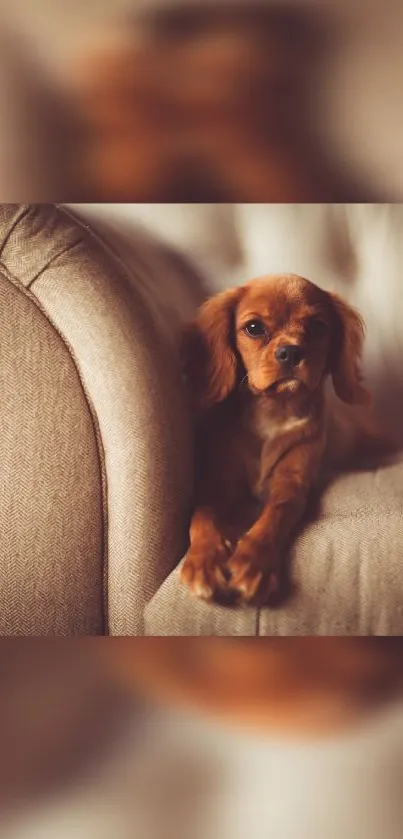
[0,203,198,635]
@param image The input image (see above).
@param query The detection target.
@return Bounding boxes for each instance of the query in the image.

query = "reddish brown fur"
[180,274,390,606]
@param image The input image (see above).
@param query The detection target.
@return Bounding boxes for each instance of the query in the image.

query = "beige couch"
[0,203,199,636]
[1,203,403,636]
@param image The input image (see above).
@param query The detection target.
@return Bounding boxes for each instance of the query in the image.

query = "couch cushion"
[0,203,197,635]
[144,454,403,636]
[0,266,104,635]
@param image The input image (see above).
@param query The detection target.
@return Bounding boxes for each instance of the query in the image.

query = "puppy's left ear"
[328,293,372,405]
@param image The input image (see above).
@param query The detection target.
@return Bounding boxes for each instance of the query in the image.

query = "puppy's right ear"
[181,287,243,414]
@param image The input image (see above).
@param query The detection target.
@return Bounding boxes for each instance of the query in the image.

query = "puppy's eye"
[243,320,267,339]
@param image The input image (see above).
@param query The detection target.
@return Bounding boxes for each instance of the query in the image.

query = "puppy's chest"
[243,408,309,500]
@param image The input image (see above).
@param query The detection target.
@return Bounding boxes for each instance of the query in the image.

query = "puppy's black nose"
[275,344,302,367]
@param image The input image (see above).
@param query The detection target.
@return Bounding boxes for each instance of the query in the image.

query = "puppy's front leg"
[228,440,323,606]
[180,506,234,602]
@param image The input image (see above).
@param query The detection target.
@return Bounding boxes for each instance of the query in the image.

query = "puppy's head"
[182,274,371,413]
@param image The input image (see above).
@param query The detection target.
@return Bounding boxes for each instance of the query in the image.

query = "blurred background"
[2,639,403,839]
[1,0,403,200]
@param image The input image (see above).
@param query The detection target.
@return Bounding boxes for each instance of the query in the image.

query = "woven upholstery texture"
[0,204,194,635]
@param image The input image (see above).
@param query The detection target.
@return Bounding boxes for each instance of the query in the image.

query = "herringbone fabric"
[0,265,104,635]
[0,204,195,635]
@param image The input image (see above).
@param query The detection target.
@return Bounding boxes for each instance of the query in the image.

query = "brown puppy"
[180,274,391,606]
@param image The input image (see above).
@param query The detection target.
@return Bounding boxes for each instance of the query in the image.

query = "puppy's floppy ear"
[327,292,371,405]
[181,287,243,414]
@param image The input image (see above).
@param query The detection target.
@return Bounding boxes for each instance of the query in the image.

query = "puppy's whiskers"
[238,373,249,392]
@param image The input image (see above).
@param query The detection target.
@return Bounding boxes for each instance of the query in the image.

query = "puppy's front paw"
[180,542,233,602]
[227,538,280,606]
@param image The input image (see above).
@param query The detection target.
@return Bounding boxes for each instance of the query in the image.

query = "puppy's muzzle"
[275,344,303,368]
